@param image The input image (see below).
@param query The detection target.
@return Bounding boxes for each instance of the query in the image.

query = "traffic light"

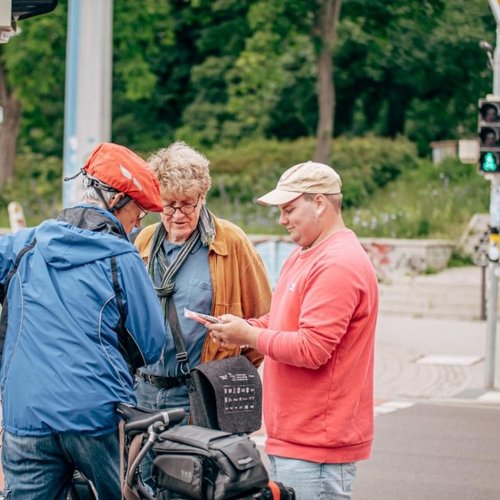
[1,1,58,43]
[11,0,58,21]
[478,99,500,173]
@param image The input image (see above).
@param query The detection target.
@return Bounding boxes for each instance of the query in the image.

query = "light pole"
[482,0,500,390]
[62,0,113,207]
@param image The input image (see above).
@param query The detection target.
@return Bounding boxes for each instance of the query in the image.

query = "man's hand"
[207,314,261,349]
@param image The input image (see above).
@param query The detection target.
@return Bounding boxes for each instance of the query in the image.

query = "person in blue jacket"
[0,143,167,500]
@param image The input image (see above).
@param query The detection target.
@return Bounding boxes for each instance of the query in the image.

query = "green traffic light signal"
[478,99,500,173]
[480,151,500,172]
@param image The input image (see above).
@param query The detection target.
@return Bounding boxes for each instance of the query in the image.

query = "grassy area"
[343,157,489,241]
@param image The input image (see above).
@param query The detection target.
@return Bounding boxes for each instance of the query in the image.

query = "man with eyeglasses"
[0,143,167,499]
[133,141,272,485]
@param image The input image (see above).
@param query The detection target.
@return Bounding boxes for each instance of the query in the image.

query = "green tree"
[111,0,175,152]
[172,0,255,149]
[0,50,21,184]
[2,0,497,176]
[220,0,343,162]
[0,1,66,184]
[335,0,494,153]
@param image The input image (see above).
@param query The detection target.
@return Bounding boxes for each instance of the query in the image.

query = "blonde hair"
[148,141,211,198]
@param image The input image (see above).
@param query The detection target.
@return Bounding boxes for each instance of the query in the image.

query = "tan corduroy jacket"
[134,214,272,367]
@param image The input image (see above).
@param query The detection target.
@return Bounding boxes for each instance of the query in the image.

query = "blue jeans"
[134,378,190,490]
[1,429,120,500]
[269,455,357,500]
[134,378,190,421]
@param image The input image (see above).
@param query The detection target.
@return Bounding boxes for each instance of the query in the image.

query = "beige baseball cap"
[257,161,342,206]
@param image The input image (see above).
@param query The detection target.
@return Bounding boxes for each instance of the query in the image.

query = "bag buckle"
[176,352,188,363]
[176,352,191,375]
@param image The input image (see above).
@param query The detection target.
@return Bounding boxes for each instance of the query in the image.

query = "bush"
[343,156,490,240]
[207,135,418,233]
[0,152,62,228]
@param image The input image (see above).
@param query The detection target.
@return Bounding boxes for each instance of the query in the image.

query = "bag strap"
[0,238,36,306]
[111,256,126,328]
[166,297,191,376]
[110,256,146,373]
[0,239,37,366]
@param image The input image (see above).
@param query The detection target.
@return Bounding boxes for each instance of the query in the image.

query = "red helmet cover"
[83,143,162,212]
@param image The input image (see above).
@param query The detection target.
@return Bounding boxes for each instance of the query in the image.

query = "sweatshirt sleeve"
[256,261,360,369]
[117,252,166,365]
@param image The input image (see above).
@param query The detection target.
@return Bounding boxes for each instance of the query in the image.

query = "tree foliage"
[0,0,496,170]
[1,0,67,158]
[335,0,494,153]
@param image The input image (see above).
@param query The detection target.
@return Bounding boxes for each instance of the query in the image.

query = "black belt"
[136,371,188,389]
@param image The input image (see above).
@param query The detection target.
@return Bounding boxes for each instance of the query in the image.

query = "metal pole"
[485,261,498,388]
[481,265,487,321]
[485,222,499,389]
[62,0,113,207]
[0,0,11,28]
[62,0,80,208]
[485,175,500,388]
[484,1,500,389]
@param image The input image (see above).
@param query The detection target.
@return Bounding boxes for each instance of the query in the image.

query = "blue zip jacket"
[0,206,166,436]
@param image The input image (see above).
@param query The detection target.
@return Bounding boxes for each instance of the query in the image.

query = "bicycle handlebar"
[123,408,186,434]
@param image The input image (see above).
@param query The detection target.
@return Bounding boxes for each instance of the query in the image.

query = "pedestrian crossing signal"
[480,151,500,173]
[478,99,500,174]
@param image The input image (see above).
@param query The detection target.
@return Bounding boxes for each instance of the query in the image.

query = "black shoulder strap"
[110,256,145,373]
[0,238,37,366]
[110,256,126,328]
[166,297,191,375]
[0,238,37,306]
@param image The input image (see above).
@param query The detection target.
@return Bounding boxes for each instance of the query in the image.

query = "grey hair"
[78,176,117,209]
[148,141,211,198]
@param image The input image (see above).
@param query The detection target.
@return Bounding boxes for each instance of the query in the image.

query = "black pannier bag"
[152,425,269,500]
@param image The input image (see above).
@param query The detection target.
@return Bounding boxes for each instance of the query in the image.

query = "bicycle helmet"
[81,143,163,212]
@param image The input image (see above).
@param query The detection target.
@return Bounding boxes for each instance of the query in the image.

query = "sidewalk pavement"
[374,265,500,407]
[374,313,500,408]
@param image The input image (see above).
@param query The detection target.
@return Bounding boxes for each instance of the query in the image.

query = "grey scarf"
[148,205,216,302]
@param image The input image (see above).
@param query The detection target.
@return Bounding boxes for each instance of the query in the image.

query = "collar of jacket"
[137,212,229,258]
[56,204,128,240]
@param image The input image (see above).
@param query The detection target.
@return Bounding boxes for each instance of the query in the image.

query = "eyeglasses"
[162,195,201,216]
[133,200,148,220]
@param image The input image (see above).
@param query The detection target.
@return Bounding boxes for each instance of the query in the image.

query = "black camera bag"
[152,425,268,500]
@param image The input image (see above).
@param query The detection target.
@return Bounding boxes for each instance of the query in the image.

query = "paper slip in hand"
[184,308,220,325]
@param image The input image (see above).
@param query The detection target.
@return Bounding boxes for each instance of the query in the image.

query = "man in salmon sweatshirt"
[208,161,379,500]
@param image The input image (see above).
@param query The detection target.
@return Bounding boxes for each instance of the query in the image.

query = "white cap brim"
[256,189,303,206]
